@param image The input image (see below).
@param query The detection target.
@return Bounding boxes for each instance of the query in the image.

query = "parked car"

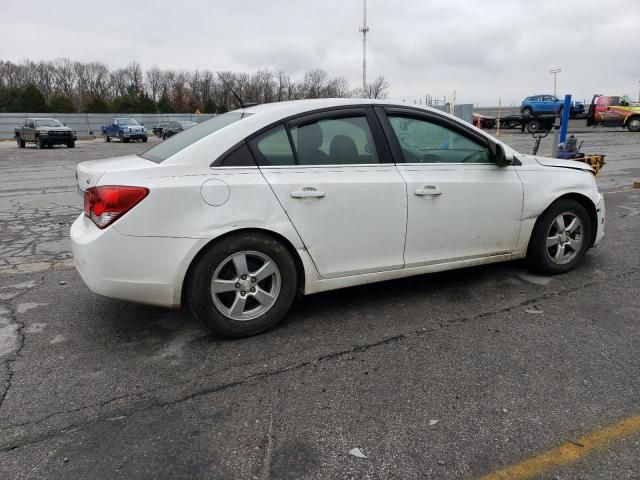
[520,95,585,117]
[152,122,170,137]
[162,120,198,139]
[472,113,496,129]
[102,118,147,143]
[14,118,77,149]
[586,95,640,132]
[72,99,605,338]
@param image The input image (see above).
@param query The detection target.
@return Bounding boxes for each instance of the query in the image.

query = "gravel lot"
[0,128,638,479]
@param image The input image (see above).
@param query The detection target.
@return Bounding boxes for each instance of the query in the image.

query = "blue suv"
[520,95,585,117]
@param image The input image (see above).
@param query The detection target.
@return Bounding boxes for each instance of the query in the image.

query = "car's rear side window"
[290,116,379,165]
[140,112,251,163]
[252,125,295,166]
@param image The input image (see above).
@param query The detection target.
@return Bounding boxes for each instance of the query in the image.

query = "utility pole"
[549,68,561,97]
[359,0,369,94]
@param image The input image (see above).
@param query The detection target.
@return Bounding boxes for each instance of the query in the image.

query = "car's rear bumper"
[70,214,201,308]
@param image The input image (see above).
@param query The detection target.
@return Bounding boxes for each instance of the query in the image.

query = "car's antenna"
[216,72,258,109]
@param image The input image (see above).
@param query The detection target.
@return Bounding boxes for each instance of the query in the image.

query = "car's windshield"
[140,111,251,163]
[117,118,139,125]
[35,119,63,127]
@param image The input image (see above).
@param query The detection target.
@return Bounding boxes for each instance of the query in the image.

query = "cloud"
[0,0,638,105]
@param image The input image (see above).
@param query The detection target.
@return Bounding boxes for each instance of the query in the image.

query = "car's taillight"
[84,186,149,229]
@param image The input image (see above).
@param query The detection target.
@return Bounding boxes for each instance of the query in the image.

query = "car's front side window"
[388,115,490,164]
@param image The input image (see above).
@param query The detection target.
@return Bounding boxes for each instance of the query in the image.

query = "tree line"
[0,59,389,114]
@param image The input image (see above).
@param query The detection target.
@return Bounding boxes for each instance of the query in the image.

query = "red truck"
[586,95,640,132]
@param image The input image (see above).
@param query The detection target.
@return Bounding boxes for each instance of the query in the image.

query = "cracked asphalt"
[0,129,639,479]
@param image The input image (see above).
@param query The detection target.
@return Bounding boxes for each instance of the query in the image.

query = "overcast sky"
[1,0,639,106]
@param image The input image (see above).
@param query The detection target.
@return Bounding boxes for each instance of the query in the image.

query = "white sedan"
[71,99,605,337]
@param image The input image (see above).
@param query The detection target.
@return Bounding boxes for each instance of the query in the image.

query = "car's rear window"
[140,112,252,163]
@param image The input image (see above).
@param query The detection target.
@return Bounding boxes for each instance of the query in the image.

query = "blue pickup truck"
[520,95,585,117]
[102,118,148,143]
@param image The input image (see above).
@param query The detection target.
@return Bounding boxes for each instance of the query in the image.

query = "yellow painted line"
[479,414,640,480]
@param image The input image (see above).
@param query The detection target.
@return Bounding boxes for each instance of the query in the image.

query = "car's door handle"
[415,186,443,196]
[290,187,325,199]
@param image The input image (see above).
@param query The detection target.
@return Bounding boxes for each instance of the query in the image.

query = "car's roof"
[241,98,445,118]
[29,117,58,121]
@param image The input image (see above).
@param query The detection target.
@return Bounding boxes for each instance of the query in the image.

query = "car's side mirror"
[494,143,513,167]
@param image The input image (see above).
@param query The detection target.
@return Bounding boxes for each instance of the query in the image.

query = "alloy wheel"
[545,212,583,265]
[210,251,281,321]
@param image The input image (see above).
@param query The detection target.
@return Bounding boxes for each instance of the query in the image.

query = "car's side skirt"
[304,252,525,295]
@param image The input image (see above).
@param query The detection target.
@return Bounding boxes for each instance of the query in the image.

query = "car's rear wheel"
[522,107,533,116]
[526,199,592,274]
[187,233,298,338]
[16,136,25,148]
[142,136,148,142]
[67,141,75,148]
[36,137,44,149]
[104,133,110,142]
[526,119,542,133]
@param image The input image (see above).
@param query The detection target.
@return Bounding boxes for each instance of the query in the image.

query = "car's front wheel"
[526,199,592,274]
[187,233,298,338]
[627,117,640,132]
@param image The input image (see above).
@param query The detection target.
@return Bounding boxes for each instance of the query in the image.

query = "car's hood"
[533,155,594,173]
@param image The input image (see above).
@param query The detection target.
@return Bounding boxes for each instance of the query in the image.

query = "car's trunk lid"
[76,155,157,191]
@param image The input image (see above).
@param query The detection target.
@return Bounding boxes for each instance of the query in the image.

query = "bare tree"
[0,57,392,112]
[365,76,389,99]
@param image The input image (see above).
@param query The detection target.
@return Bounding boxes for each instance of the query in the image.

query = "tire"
[526,199,592,274]
[67,141,75,148]
[119,133,124,143]
[104,133,110,142]
[142,136,148,143]
[16,136,25,148]
[526,120,542,133]
[36,137,44,149]
[187,232,298,338]
[627,117,640,132]
[522,107,533,116]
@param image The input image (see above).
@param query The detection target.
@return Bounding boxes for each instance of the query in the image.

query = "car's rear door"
[250,107,407,279]
[375,106,523,267]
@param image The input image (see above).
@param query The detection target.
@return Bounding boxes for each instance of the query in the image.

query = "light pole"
[638,80,640,102]
[550,68,562,97]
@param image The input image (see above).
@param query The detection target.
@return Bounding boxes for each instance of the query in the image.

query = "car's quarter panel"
[397,164,524,266]
[260,164,407,278]
[512,155,601,253]
[71,214,203,307]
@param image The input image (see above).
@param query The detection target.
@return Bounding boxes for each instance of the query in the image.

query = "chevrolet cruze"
[71,99,605,337]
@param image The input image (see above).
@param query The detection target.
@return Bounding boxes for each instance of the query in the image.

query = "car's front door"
[376,107,524,267]
[251,108,407,279]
